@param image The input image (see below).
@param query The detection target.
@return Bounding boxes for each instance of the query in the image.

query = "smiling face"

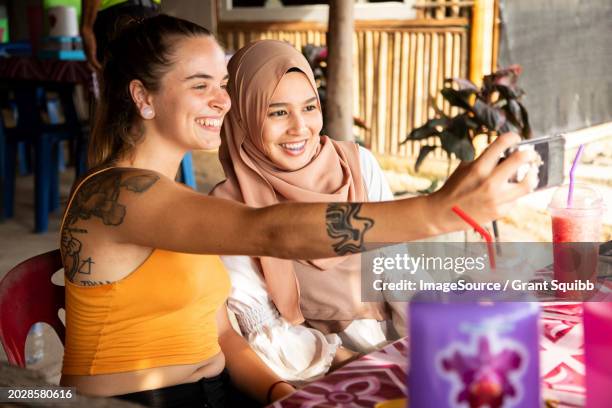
[261,71,323,171]
[150,36,230,151]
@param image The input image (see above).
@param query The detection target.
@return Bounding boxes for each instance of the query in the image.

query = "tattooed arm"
[63,134,538,264]
[144,135,536,258]
[109,172,437,259]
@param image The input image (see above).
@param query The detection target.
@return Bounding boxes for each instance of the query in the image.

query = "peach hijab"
[211,40,366,324]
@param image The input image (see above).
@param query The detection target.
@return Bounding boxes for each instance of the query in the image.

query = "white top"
[221,146,398,383]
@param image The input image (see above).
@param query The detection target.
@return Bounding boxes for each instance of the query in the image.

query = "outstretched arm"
[63,133,537,262]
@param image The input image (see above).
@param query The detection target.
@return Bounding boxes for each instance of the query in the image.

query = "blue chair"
[1,85,190,230]
[179,152,196,190]
[1,85,87,232]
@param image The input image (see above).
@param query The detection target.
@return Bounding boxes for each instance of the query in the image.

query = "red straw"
[451,206,496,269]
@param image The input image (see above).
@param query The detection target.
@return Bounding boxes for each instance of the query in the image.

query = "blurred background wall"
[161,0,216,33]
[498,0,612,138]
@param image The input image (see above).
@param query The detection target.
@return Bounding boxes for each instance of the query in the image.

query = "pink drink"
[549,185,603,300]
[552,214,601,243]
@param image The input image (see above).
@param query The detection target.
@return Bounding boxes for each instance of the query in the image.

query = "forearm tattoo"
[61,170,159,282]
[325,203,374,255]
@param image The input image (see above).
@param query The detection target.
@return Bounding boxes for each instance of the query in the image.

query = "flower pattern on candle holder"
[437,335,527,408]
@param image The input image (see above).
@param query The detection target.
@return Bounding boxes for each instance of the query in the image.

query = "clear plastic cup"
[549,184,604,300]
[549,184,603,242]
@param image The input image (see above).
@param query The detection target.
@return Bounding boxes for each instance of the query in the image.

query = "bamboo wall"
[219,10,470,159]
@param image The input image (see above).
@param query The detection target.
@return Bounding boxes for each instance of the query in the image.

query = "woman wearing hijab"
[211,40,410,382]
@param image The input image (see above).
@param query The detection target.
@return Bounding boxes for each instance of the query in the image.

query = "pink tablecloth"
[272,304,586,408]
[540,303,586,407]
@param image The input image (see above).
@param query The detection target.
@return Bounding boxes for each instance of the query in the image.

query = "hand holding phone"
[502,135,565,191]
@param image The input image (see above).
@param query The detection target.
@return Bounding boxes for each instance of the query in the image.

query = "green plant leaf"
[446,77,479,91]
[463,114,480,129]
[484,65,522,88]
[414,145,438,172]
[444,118,473,149]
[439,131,475,162]
[503,99,523,128]
[441,87,474,111]
[493,84,524,100]
[501,100,530,138]
[449,113,480,135]
[401,118,447,144]
[401,65,529,171]
[499,121,518,135]
[519,103,532,139]
[473,99,506,131]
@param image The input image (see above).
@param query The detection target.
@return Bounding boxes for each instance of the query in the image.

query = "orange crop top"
[60,168,231,375]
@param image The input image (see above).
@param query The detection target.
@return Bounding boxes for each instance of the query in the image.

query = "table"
[0,56,90,84]
[272,303,587,408]
[0,56,90,230]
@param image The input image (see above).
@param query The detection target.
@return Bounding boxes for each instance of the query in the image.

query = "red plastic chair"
[0,249,65,367]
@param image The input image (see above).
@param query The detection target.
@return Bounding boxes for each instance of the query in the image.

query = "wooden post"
[325,0,354,141]
[491,0,501,72]
[469,0,495,86]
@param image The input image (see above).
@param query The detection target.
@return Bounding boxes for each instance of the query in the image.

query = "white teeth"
[197,118,221,128]
[281,141,306,150]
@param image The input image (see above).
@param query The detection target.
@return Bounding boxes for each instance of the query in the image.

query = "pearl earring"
[141,106,155,119]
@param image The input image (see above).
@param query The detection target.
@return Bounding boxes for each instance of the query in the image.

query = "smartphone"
[503,134,565,191]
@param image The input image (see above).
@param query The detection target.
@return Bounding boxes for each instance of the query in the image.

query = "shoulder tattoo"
[61,170,159,282]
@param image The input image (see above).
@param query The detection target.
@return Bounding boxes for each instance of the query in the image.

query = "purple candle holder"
[409,291,540,407]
